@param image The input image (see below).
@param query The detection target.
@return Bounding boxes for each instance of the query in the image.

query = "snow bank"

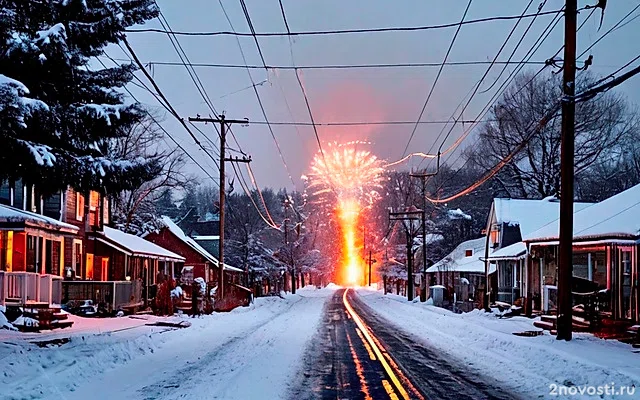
[357,290,640,399]
[0,308,17,331]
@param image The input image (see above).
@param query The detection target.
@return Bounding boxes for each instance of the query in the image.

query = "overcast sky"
[119,0,640,191]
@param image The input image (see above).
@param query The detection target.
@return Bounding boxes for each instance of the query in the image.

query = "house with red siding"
[145,216,249,310]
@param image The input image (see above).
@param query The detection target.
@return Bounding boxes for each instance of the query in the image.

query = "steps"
[534,313,592,332]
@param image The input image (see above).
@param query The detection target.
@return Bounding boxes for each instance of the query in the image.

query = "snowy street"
[2,286,640,399]
[1,287,333,400]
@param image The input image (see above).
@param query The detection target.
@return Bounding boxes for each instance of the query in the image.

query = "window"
[490,228,499,248]
[76,192,85,221]
[89,191,99,211]
[465,249,473,257]
[103,197,109,225]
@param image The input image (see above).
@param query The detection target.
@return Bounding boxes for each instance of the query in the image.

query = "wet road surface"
[292,288,517,400]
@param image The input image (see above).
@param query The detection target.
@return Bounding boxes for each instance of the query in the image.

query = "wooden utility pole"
[557,0,577,341]
[368,249,373,286]
[283,197,296,294]
[390,209,422,301]
[188,115,249,303]
[410,171,436,302]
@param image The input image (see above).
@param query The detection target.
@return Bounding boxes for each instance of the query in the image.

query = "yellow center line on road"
[343,288,420,400]
[355,327,377,360]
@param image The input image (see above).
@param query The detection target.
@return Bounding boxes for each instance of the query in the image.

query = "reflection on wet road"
[293,288,517,400]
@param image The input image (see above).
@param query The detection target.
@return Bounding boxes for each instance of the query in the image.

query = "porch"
[0,271,63,306]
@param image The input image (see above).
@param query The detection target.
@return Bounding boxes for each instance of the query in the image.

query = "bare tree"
[466,71,635,199]
[110,112,192,234]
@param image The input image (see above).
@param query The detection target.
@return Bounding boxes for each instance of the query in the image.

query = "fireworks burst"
[304,142,385,285]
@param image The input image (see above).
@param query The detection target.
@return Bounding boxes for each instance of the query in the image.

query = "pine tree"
[0,0,160,195]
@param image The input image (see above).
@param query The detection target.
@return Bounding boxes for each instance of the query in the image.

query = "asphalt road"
[292,288,518,400]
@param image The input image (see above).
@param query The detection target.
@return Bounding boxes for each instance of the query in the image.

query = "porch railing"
[0,272,63,306]
[62,280,143,312]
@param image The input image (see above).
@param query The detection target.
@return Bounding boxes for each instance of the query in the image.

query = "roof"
[493,198,592,237]
[526,183,640,242]
[0,204,78,234]
[192,235,220,240]
[427,237,495,274]
[487,242,527,260]
[101,226,185,261]
[158,216,242,273]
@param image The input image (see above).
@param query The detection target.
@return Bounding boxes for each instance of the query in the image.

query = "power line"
[219,0,297,188]
[401,0,472,158]
[275,0,328,170]
[432,0,539,160]
[95,57,220,186]
[249,119,492,126]
[577,2,640,60]
[126,8,565,37]
[122,38,223,173]
[138,59,551,70]
[427,58,640,204]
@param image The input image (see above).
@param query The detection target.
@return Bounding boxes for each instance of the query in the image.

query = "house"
[144,216,243,284]
[426,237,492,311]
[0,204,78,305]
[524,184,640,323]
[484,197,592,306]
[0,180,184,312]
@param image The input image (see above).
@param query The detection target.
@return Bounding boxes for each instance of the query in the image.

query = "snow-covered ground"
[0,286,335,400]
[357,289,640,399]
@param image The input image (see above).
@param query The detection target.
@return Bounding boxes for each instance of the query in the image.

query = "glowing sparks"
[305,142,384,285]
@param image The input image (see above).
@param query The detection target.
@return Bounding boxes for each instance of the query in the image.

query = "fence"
[0,272,64,305]
[62,280,143,312]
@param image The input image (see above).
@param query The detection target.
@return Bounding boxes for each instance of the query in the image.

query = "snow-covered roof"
[159,217,242,273]
[192,235,220,240]
[448,208,472,220]
[526,184,640,242]
[493,198,592,237]
[427,237,495,274]
[487,242,527,260]
[0,204,78,233]
[101,226,185,262]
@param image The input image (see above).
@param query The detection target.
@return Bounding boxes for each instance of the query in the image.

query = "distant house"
[426,237,491,311]
[144,216,243,284]
[484,197,592,306]
[525,184,640,323]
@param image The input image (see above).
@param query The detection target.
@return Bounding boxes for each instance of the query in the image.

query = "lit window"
[103,197,109,224]
[465,249,473,257]
[75,192,85,221]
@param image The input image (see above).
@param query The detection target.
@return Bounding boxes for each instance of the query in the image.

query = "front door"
[620,249,633,319]
[86,253,94,280]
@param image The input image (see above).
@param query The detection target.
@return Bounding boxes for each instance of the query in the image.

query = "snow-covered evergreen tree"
[0,0,160,194]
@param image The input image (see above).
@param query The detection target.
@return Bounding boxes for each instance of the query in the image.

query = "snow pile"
[0,307,17,331]
[358,290,640,398]
[10,315,38,329]
[194,277,206,295]
[447,208,472,220]
[170,285,183,299]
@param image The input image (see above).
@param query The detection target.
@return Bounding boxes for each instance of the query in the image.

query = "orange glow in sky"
[305,142,384,286]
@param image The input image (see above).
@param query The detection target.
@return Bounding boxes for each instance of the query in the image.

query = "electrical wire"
[275,0,328,167]
[219,0,297,188]
[133,59,551,70]
[95,58,220,186]
[126,8,565,37]
[401,0,472,158]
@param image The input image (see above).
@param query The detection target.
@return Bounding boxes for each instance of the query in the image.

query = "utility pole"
[368,249,372,286]
[390,208,422,301]
[410,170,436,302]
[189,115,249,304]
[283,197,296,294]
[557,0,577,341]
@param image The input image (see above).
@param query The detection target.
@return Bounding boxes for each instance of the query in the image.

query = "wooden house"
[524,184,640,324]
[483,198,591,306]
[144,216,243,285]
[0,180,184,311]
[426,237,491,311]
